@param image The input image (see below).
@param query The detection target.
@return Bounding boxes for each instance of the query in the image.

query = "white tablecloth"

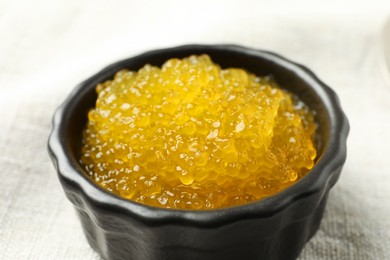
[1,1,390,259]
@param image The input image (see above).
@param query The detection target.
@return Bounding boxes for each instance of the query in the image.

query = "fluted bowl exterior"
[48,45,349,260]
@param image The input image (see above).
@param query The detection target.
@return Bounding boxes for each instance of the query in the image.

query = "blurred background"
[1,0,390,259]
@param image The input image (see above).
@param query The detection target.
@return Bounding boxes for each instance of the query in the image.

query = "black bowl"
[48,44,349,260]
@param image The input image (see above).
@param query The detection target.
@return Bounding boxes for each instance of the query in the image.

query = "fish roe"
[80,55,317,209]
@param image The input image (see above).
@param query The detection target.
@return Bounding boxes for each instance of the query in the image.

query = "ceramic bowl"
[48,44,349,260]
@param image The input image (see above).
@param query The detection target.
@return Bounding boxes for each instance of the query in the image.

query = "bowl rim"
[48,44,349,227]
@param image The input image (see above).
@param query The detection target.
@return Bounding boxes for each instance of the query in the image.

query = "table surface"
[1,1,390,259]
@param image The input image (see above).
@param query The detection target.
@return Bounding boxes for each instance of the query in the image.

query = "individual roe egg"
[80,55,317,209]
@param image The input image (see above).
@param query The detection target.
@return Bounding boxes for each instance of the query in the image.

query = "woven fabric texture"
[1,1,390,259]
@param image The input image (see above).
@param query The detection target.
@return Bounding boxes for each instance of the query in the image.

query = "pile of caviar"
[81,55,317,209]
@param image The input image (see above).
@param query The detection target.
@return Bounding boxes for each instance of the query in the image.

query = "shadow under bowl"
[48,44,349,260]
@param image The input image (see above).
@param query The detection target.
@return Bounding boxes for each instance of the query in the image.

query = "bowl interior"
[62,45,330,194]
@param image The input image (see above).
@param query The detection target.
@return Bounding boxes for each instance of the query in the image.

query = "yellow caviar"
[81,55,317,209]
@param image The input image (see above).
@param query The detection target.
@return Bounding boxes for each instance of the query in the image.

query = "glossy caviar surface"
[80,55,317,209]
